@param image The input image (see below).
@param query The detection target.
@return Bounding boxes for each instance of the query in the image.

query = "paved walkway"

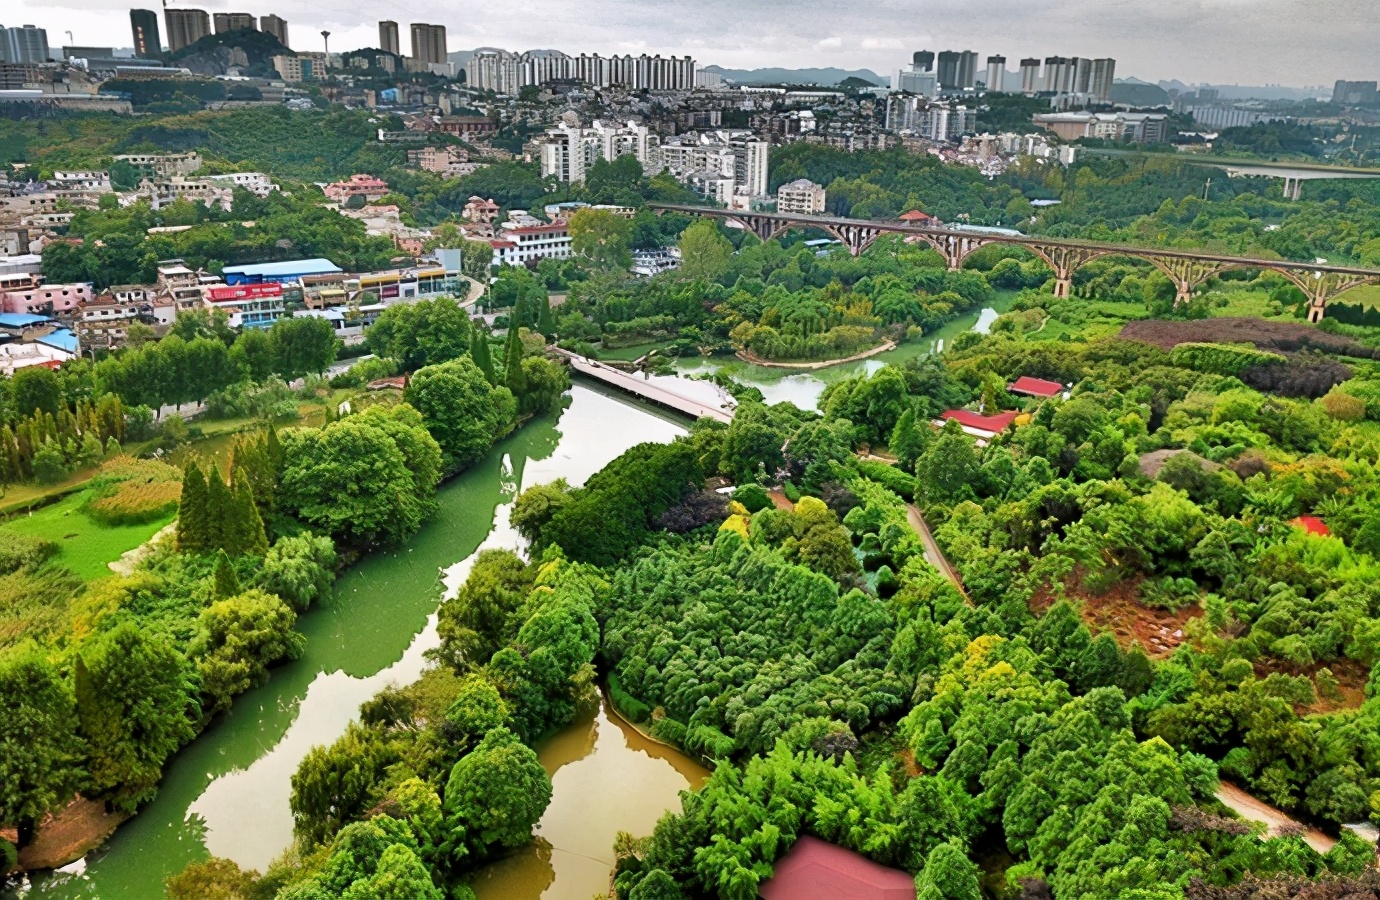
[906,503,969,600]
[1214,781,1335,854]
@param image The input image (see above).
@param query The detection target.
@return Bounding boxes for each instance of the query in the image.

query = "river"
[14,295,1009,900]
[19,383,693,900]
[673,294,1014,409]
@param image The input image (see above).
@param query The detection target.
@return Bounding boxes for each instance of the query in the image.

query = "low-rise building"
[463,196,501,224]
[776,179,826,215]
[490,222,572,267]
[113,151,201,178]
[323,174,390,203]
[203,282,286,329]
[0,278,92,315]
[76,293,157,351]
[205,172,278,196]
[1032,111,1171,144]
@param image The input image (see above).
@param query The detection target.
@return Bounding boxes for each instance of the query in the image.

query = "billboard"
[204,283,283,303]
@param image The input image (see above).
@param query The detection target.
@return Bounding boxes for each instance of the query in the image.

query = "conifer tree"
[537,293,556,339]
[212,549,240,599]
[503,327,526,398]
[471,331,496,385]
[265,424,283,475]
[177,463,209,552]
[231,468,269,556]
[204,465,232,554]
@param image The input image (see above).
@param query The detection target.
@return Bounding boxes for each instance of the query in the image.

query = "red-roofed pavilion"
[760,836,916,900]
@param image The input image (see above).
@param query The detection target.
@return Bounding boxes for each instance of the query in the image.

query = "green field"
[1,491,176,582]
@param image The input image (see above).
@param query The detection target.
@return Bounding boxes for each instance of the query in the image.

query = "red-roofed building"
[899,209,938,225]
[760,836,916,900]
[939,409,1019,440]
[1008,375,1065,398]
[1291,516,1331,537]
[323,174,391,203]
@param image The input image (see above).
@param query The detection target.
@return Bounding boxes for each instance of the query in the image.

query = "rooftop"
[36,328,79,354]
[760,836,915,900]
[1008,375,1064,398]
[0,313,55,328]
[222,259,343,278]
[940,409,1019,435]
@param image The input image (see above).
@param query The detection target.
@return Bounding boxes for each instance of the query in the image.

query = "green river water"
[13,295,1010,900]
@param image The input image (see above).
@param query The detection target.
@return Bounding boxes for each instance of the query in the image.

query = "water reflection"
[472,700,710,900]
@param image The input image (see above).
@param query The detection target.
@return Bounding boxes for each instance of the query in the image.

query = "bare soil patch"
[16,798,128,872]
[1119,317,1373,357]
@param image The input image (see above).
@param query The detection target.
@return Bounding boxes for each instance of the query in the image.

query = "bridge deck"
[551,348,735,423]
[648,202,1380,278]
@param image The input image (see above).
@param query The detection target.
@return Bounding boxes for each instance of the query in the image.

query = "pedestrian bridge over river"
[549,347,736,423]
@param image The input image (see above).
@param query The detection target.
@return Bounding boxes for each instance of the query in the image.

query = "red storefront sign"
[204,283,283,303]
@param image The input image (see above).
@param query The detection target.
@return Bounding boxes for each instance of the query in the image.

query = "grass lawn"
[1338,285,1380,310]
[1,491,175,582]
[594,341,674,361]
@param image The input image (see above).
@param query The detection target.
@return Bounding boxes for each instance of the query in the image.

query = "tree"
[177,462,210,552]
[679,220,734,282]
[569,208,634,269]
[916,421,981,504]
[74,622,200,809]
[366,298,472,372]
[462,239,494,281]
[891,408,928,471]
[190,589,307,713]
[511,480,573,544]
[404,357,516,475]
[278,417,434,546]
[165,857,261,900]
[0,646,86,838]
[290,722,399,846]
[503,325,527,398]
[212,549,241,599]
[442,727,551,867]
[916,840,982,900]
[518,356,569,416]
[470,329,497,384]
[11,366,62,417]
[230,328,275,382]
[270,316,340,379]
[259,532,338,612]
[226,467,269,556]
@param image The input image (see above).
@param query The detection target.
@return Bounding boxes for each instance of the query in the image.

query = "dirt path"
[906,503,970,601]
[735,340,897,370]
[1215,781,1336,854]
[767,488,795,511]
[16,798,128,872]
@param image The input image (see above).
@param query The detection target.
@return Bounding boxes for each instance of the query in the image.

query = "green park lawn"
[1,491,176,582]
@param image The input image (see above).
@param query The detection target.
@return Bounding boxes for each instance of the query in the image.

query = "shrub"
[856,458,918,500]
[0,533,59,575]
[733,483,773,513]
[0,837,16,875]
[1170,342,1284,376]
[650,716,687,747]
[608,672,651,723]
[31,441,72,484]
[82,457,182,526]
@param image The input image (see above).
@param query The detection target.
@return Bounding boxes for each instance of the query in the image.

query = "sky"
[6,0,1374,87]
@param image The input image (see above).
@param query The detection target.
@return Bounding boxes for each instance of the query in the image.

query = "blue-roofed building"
[0,312,56,330]
[222,258,343,286]
[37,328,79,355]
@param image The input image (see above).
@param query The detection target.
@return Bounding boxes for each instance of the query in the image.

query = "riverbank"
[735,339,897,370]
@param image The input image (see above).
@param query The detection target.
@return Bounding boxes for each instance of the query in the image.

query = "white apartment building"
[490,222,572,267]
[113,151,202,178]
[776,179,826,215]
[469,49,695,95]
[51,171,112,192]
[538,120,660,184]
[658,131,770,203]
[206,172,278,196]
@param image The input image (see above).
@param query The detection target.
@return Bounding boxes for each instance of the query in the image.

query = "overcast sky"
[7,0,1373,87]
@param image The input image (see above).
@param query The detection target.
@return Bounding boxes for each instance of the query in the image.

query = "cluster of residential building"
[467,48,697,95]
[534,117,770,208]
[891,49,1116,105]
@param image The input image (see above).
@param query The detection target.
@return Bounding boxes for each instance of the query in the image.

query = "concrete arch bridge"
[649,203,1380,323]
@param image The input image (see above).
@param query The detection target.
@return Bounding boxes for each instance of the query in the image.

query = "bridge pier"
[1053,275,1074,299]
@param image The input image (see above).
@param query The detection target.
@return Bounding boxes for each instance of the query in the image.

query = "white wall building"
[776,179,826,215]
[538,120,660,184]
[490,222,572,267]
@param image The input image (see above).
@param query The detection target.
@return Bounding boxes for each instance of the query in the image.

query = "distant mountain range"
[701,65,884,87]
[1156,80,1329,102]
